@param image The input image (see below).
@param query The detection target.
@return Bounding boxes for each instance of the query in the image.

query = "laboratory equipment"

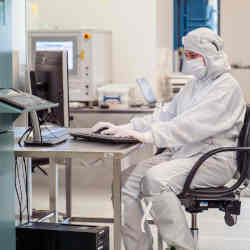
[97,83,136,107]
[28,29,112,103]
[168,73,193,95]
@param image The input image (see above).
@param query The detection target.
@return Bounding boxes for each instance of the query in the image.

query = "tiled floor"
[31,164,250,250]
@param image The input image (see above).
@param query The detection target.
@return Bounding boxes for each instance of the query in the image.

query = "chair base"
[191,227,199,250]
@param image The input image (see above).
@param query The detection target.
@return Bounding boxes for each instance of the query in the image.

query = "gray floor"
[30,160,250,250]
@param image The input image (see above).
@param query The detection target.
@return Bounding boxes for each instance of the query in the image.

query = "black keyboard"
[70,129,140,144]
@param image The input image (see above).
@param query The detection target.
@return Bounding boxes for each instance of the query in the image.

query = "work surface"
[14,127,141,250]
[70,105,154,114]
[14,127,141,159]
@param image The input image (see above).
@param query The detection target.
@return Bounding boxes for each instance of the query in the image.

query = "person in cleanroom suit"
[92,28,246,250]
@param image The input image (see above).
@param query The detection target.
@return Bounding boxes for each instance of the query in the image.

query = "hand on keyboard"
[94,127,109,134]
[91,122,116,133]
[101,127,153,144]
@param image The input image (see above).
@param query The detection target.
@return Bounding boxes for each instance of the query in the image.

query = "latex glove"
[102,127,153,144]
[117,123,133,130]
[91,122,116,133]
[91,122,133,133]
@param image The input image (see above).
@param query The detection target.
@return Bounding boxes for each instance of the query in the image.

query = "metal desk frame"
[15,132,141,250]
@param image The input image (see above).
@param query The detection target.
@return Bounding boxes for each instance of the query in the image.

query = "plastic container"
[97,83,136,107]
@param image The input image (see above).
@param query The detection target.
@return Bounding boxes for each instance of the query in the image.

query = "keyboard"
[0,88,56,110]
[70,128,140,144]
[24,127,69,146]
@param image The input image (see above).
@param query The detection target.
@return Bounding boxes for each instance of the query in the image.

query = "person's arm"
[129,93,181,132]
[148,82,246,148]
[100,96,180,144]
[92,83,187,133]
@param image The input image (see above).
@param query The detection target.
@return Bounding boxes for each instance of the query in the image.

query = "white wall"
[12,0,26,90]
[27,0,161,84]
[156,0,173,72]
[221,0,250,103]
[12,0,26,65]
[27,0,250,102]
[221,0,250,66]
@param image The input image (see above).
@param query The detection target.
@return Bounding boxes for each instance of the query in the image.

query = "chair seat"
[178,186,235,200]
[178,186,237,213]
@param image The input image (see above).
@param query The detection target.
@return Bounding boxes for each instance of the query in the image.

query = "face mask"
[182,57,207,80]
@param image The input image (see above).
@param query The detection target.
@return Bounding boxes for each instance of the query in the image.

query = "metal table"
[14,128,141,250]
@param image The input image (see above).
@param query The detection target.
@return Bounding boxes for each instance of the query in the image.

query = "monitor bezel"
[31,36,78,76]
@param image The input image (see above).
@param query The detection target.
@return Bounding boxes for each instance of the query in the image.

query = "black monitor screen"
[29,51,69,127]
[35,41,74,71]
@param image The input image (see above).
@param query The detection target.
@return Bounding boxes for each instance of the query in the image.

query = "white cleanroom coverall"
[120,28,246,250]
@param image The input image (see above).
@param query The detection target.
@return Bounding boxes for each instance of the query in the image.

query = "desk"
[70,105,154,114]
[15,128,141,250]
[70,106,154,138]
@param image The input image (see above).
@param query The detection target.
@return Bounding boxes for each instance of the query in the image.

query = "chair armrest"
[155,148,167,155]
[181,147,250,198]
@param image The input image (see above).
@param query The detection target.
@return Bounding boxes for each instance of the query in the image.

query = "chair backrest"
[236,105,250,179]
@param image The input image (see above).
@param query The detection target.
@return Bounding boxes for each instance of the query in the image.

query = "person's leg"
[119,150,173,250]
[140,155,235,250]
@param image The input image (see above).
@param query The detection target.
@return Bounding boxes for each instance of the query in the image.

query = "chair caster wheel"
[224,213,236,226]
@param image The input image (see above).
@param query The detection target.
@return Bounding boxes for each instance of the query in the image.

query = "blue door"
[174,0,220,50]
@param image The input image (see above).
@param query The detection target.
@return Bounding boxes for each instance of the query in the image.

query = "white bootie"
[143,191,196,250]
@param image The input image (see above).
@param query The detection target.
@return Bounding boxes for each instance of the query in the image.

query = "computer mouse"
[94,127,109,134]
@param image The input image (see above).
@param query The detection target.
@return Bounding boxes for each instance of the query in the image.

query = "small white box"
[97,83,136,107]
[168,73,193,95]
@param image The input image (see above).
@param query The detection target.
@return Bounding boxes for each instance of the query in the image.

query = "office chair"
[156,105,250,250]
[173,105,250,249]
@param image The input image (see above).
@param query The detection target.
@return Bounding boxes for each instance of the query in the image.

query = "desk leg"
[49,157,58,222]
[27,158,33,220]
[17,157,32,221]
[65,158,72,218]
[113,158,122,250]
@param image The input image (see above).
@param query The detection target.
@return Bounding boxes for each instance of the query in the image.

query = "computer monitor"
[29,34,77,76]
[136,78,157,105]
[29,50,69,128]
[27,51,69,170]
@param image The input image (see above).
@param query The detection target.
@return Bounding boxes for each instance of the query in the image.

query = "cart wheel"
[224,213,236,226]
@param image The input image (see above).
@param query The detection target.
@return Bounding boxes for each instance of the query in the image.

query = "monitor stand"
[24,111,68,146]
[30,111,41,141]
